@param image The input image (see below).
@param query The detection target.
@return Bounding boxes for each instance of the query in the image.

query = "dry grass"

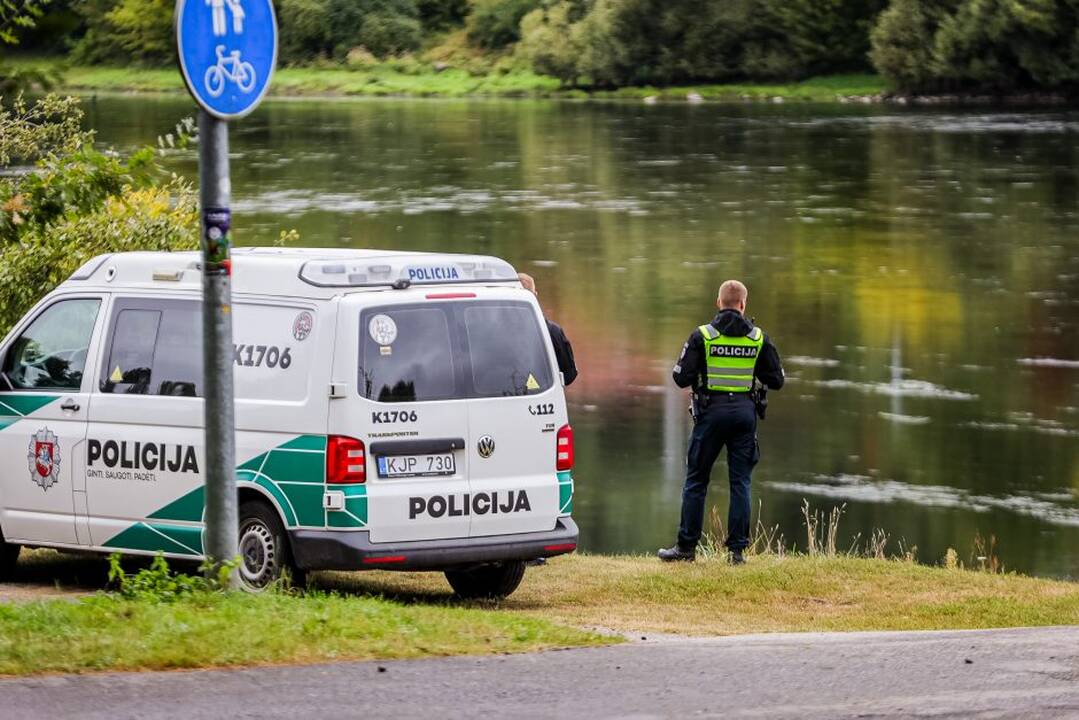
[316,553,1079,637]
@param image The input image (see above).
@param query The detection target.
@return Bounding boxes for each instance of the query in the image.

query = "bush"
[107,554,237,601]
[869,0,949,91]
[416,0,469,30]
[870,0,1079,93]
[278,0,335,64]
[70,0,174,64]
[357,12,423,56]
[517,2,580,84]
[467,0,541,49]
[519,0,886,88]
[0,96,197,330]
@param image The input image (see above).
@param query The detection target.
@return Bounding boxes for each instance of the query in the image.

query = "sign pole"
[198,110,239,588]
[177,0,276,589]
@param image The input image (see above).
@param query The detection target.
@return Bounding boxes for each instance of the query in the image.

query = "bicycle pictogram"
[204,44,257,97]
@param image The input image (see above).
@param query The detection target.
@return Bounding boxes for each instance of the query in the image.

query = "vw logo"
[477,435,495,459]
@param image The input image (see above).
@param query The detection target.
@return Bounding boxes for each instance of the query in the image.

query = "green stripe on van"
[105,522,201,556]
[0,394,60,418]
[106,434,326,554]
[558,471,573,515]
[327,483,367,528]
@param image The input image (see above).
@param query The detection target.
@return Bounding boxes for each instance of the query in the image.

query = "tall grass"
[700,498,1003,572]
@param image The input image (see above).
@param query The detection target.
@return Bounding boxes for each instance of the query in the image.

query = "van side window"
[99,299,203,397]
[2,298,101,391]
[102,310,161,394]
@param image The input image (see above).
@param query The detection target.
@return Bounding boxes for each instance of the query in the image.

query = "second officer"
[658,279,784,565]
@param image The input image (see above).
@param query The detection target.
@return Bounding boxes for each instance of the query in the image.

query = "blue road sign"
[176,0,277,120]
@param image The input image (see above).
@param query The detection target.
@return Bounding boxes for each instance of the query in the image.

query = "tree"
[870,0,1079,93]
[0,0,61,95]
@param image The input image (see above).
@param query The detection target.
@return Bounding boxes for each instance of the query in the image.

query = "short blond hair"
[718,280,747,308]
[518,272,537,295]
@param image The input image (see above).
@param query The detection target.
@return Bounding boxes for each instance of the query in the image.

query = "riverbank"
[16,58,887,101]
[1,550,1076,675]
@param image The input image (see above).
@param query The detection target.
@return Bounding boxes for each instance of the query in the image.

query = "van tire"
[0,540,19,581]
[445,561,526,600]
[238,501,299,592]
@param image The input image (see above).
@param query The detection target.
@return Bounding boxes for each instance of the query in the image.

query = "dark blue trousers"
[677,394,759,551]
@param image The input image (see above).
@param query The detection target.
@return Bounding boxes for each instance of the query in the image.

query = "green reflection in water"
[83,95,1079,578]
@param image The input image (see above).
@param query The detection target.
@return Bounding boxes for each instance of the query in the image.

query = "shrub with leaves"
[107,553,238,601]
[870,0,1079,93]
[0,95,198,332]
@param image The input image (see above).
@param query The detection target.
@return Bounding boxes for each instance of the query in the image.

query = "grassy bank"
[0,589,606,675]
[323,553,1079,636]
[17,57,886,101]
[1,550,1077,676]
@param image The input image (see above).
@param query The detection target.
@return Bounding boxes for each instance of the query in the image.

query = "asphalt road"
[6,626,1079,719]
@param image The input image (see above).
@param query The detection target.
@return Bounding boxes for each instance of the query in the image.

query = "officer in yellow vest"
[659,280,784,564]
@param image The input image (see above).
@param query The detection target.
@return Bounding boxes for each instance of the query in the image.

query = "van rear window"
[359,301,553,403]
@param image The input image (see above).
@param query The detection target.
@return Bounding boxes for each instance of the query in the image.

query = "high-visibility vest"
[699,323,764,392]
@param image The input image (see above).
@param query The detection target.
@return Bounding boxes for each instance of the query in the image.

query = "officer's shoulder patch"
[749,327,763,341]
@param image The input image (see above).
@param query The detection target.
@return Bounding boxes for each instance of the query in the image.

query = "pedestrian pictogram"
[176,0,275,119]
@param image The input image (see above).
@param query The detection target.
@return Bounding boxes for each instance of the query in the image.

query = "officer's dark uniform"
[665,308,784,559]
[546,319,577,386]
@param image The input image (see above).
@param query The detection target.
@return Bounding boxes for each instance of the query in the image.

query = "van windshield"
[358,300,553,402]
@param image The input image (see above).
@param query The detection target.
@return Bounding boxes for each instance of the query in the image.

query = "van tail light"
[556,424,574,471]
[327,435,366,484]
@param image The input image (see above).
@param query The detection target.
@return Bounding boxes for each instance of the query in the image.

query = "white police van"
[0,248,577,597]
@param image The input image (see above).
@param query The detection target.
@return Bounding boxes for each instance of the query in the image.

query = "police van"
[0,248,577,597]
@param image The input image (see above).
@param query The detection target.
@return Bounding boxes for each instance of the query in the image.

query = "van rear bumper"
[289,517,579,571]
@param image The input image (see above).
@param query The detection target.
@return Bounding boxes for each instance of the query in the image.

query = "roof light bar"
[298,254,518,289]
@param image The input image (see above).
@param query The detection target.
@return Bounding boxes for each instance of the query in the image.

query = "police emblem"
[28,427,61,492]
[293,311,314,341]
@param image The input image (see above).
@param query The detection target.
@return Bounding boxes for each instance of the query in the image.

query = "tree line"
[16,0,1079,93]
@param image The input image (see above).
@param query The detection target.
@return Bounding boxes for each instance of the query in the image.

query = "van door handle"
[60,398,80,412]
[370,438,465,456]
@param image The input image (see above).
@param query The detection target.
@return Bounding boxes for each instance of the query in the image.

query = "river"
[84,94,1079,578]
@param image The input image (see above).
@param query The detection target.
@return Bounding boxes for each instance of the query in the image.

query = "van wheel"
[445,561,526,600]
[0,539,19,581]
[238,501,300,592]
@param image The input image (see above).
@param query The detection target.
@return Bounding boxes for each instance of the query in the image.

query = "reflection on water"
[85,95,1079,578]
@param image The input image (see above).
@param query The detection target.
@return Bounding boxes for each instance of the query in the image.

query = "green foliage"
[870,0,1079,92]
[0,0,52,45]
[308,0,424,59]
[869,0,949,91]
[356,11,424,56]
[68,0,176,65]
[109,554,204,601]
[0,0,60,95]
[517,2,581,83]
[467,0,541,49]
[69,0,126,64]
[104,0,175,64]
[0,95,86,165]
[0,95,197,331]
[277,0,334,63]
[519,0,885,88]
[416,0,469,30]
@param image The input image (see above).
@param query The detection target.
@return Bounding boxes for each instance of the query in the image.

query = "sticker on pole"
[176,0,277,120]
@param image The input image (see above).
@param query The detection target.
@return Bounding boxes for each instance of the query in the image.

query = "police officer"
[658,280,784,564]
[519,273,578,386]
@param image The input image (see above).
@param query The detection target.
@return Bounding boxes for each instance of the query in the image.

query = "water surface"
[85,95,1079,577]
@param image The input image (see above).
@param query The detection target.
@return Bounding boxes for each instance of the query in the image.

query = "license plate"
[376,453,456,478]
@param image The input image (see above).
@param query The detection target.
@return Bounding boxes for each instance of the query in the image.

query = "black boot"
[729,549,746,565]
[657,544,695,562]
